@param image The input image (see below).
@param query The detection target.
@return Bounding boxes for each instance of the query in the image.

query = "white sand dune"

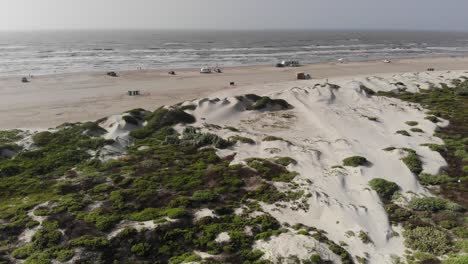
[168,70,462,263]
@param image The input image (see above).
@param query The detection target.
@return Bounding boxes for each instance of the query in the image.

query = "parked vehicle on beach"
[200,67,212,73]
[276,60,300,67]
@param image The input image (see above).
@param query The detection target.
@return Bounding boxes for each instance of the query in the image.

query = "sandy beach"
[1,56,468,129]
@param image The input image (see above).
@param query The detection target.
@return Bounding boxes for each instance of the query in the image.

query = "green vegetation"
[122,115,140,126]
[236,94,292,111]
[418,173,456,186]
[244,95,292,111]
[247,158,298,182]
[409,197,462,212]
[228,135,255,145]
[368,178,400,201]
[377,79,468,206]
[342,156,368,167]
[383,147,396,152]
[224,126,240,132]
[179,104,197,111]
[130,107,195,139]
[0,129,22,145]
[263,136,286,142]
[401,149,423,175]
[311,230,353,264]
[0,102,304,263]
[378,79,468,262]
[359,85,376,96]
[358,231,373,244]
[410,128,424,133]
[405,121,419,126]
[425,115,440,123]
[184,129,232,149]
[274,157,297,166]
[396,130,411,136]
[444,255,468,264]
[308,254,323,263]
[403,227,451,255]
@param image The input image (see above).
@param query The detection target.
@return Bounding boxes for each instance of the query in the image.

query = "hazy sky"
[1,0,467,31]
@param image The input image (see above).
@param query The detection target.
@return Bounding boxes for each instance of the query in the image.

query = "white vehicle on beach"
[276,60,300,67]
[200,67,212,73]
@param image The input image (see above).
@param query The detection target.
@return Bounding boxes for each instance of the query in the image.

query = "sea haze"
[1,30,468,76]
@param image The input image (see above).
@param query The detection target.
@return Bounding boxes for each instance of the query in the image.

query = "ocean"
[1,30,468,76]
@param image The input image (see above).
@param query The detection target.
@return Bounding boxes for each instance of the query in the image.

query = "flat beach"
[1,56,468,129]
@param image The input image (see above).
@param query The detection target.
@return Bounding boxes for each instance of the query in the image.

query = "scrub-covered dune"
[0,71,466,264]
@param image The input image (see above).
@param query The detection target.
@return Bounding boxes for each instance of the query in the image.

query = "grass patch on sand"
[236,94,292,111]
[401,149,423,175]
[368,178,400,201]
[0,130,23,145]
[396,130,411,137]
[410,128,424,133]
[228,135,255,145]
[406,121,419,126]
[342,156,369,167]
[359,85,376,96]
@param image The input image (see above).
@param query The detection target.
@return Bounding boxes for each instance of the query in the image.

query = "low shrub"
[69,235,110,250]
[418,173,455,186]
[247,158,298,182]
[246,96,291,111]
[32,220,62,250]
[169,253,202,264]
[131,242,151,257]
[342,156,368,167]
[384,204,412,223]
[425,115,440,123]
[368,178,400,201]
[396,130,411,136]
[228,136,255,145]
[406,121,419,126]
[54,249,74,262]
[421,143,446,152]
[360,85,376,96]
[403,227,451,255]
[402,149,423,175]
[179,104,197,111]
[32,131,54,146]
[263,136,285,142]
[182,128,232,149]
[122,115,139,126]
[452,227,468,238]
[130,108,195,139]
[358,231,373,244]
[274,157,297,166]
[409,197,448,212]
[443,255,468,264]
[192,190,218,202]
[128,207,187,221]
[410,128,424,133]
[11,244,34,259]
[309,254,323,263]
[383,147,396,151]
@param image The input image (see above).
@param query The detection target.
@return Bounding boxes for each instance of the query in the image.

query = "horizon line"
[1,28,468,33]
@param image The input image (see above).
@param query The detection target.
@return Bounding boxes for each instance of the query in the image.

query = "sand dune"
[167,70,462,263]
